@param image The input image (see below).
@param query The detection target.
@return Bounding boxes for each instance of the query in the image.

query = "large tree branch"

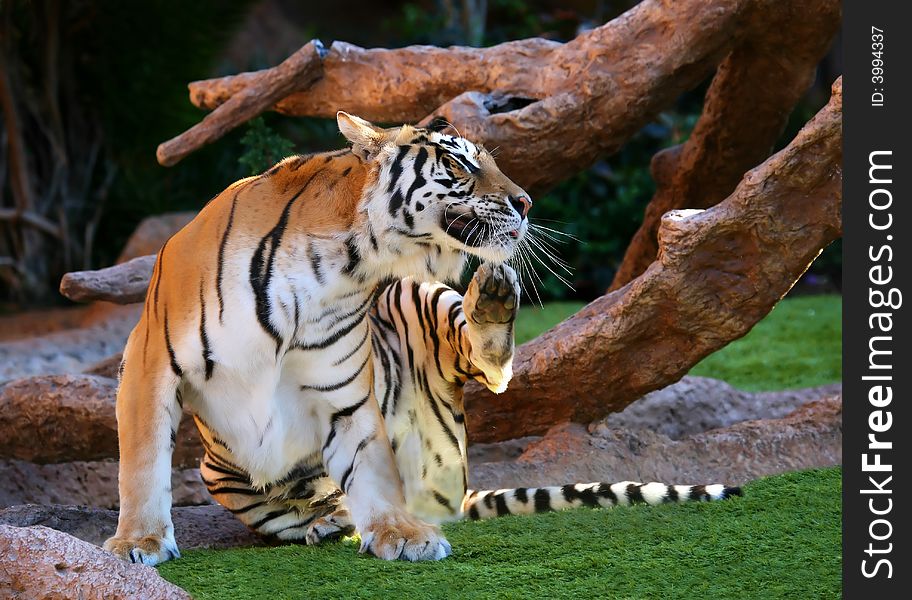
[59,255,155,304]
[463,78,842,442]
[609,3,840,290]
[157,40,325,166]
[59,80,843,444]
[160,0,839,194]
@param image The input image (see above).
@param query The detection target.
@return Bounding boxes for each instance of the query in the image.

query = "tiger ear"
[337,111,385,159]
[426,116,452,133]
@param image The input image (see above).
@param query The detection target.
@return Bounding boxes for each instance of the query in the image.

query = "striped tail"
[462,481,743,520]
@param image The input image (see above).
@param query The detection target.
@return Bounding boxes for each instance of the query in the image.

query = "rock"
[469,396,842,490]
[0,375,119,463]
[596,376,841,439]
[0,461,210,509]
[468,436,541,464]
[116,212,196,264]
[0,374,205,466]
[0,504,263,550]
[0,524,190,599]
[0,305,140,383]
[83,353,124,379]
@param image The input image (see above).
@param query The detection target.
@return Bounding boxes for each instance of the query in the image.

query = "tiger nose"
[508,195,531,219]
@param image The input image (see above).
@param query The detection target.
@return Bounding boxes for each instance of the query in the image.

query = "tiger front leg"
[321,389,452,561]
[103,335,182,566]
[461,263,521,393]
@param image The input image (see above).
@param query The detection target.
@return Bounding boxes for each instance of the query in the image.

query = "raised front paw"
[104,534,180,566]
[360,512,452,561]
[466,263,520,325]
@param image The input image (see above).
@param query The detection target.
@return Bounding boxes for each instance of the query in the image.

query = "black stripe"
[249,172,323,352]
[533,488,552,512]
[249,509,290,530]
[343,235,361,277]
[217,193,238,323]
[425,379,461,453]
[163,309,182,377]
[597,483,618,504]
[514,488,529,504]
[689,484,708,501]
[228,501,267,515]
[494,493,511,516]
[203,485,263,497]
[339,433,374,493]
[627,483,646,504]
[291,310,368,352]
[723,486,743,499]
[300,353,370,392]
[202,460,250,481]
[483,493,494,510]
[323,393,370,451]
[387,145,410,195]
[208,472,253,486]
[562,484,600,508]
[666,485,679,502]
[307,241,324,285]
[426,287,448,380]
[199,283,214,379]
[368,223,379,251]
[433,491,455,512]
[468,505,481,520]
[152,238,170,317]
[332,326,370,366]
[374,335,395,416]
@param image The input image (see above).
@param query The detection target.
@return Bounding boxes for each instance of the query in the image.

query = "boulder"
[0,374,204,466]
[598,376,841,439]
[0,524,189,599]
[0,461,210,509]
[470,396,842,490]
[0,504,263,550]
[0,375,119,463]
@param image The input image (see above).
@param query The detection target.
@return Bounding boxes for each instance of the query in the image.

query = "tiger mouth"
[441,208,486,247]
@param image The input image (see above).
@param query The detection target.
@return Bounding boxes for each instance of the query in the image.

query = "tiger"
[105,112,740,566]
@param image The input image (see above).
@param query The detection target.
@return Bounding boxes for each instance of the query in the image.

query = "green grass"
[514,301,585,345]
[688,294,841,390]
[515,294,842,391]
[158,468,841,599]
[159,296,842,597]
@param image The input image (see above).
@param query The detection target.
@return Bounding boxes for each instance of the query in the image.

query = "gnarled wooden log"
[608,3,840,290]
[58,79,842,443]
[59,255,154,304]
[160,0,840,196]
[157,40,325,167]
[463,78,842,442]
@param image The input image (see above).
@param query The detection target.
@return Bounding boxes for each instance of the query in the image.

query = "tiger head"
[338,111,531,265]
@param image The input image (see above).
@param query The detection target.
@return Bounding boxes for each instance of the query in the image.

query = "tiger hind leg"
[462,482,743,519]
[199,434,355,544]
